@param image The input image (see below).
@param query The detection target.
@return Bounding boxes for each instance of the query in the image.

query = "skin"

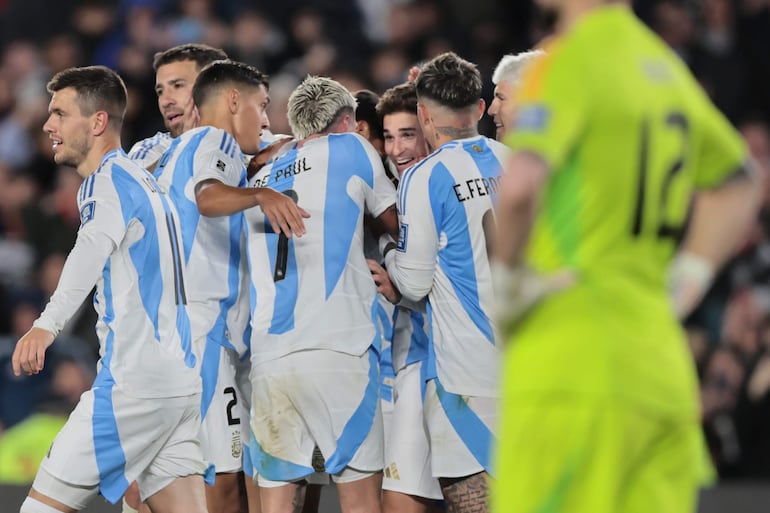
[487,80,515,141]
[155,59,200,138]
[382,111,428,177]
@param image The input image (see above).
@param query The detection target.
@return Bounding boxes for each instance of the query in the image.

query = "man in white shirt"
[12,66,208,513]
[244,75,398,513]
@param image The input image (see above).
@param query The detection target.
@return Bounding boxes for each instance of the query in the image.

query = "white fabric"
[382,362,442,499]
[37,149,199,398]
[244,132,397,363]
[128,131,172,170]
[389,136,510,397]
[154,126,251,357]
[35,387,206,505]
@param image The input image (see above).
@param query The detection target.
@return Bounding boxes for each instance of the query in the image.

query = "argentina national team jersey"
[391,306,429,374]
[395,135,511,397]
[245,132,397,363]
[81,149,199,398]
[153,126,251,357]
[128,131,172,170]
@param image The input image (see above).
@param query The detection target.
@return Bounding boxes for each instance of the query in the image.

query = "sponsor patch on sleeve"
[79,201,95,226]
[209,154,229,175]
[516,105,550,132]
[397,223,408,252]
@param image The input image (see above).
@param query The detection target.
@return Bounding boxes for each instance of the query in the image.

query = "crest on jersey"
[517,105,550,132]
[397,223,408,252]
[79,201,95,226]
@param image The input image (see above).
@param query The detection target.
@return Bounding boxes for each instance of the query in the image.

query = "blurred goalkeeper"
[492,0,761,512]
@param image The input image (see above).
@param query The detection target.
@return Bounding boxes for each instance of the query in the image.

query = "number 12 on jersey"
[631,111,691,243]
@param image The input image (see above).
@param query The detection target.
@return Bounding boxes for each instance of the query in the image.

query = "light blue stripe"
[250,430,315,481]
[325,349,379,474]
[88,173,96,197]
[405,309,429,366]
[157,191,195,367]
[167,129,209,263]
[242,439,255,479]
[398,146,447,215]
[219,130,228,151]
[434,378,494,476]
[223,133,233,156]
[266,150,298,334]
[93,261,116,388]
[323,135,372,299]
[113,165,162,342]
[429,164,494,344]
[93,384,129,504]
[216,212,244,350]
[461,138,503,202]
[199,338,221,419]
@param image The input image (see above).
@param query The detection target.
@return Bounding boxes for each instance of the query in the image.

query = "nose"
[488,98,499,117]
[42,114,54,134]
[159,90,174,109]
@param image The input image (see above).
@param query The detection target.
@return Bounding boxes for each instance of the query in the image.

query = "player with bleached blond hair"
[245,75,399,513]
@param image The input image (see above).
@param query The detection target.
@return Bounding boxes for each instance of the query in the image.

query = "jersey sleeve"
[505,38,589,171]
[76,172,127,248]
[386,166,438,301]
[128,132,171,170]
[692,94,748,189]
[192,129,247,188]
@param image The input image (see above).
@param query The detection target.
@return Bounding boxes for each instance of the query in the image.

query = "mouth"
[165,111,183,125]
[396,157,415,167]
[51,138,62,151]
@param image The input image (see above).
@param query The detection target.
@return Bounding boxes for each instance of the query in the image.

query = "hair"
[376,82,418,119]
[287,75,357,139]
[192,60,270,108]
[414,52,482,110]
[46,65,127,130]
[354,90,383,141]
[152,43,228,72]
[491,50,545,86]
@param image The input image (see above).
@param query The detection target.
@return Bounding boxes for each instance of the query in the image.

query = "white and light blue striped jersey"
[154,126,251,357]
[79,149,199,398]
[245,132,397,363]
[394,136,510,397]
[390,305,429,374]
[128,131,172,170]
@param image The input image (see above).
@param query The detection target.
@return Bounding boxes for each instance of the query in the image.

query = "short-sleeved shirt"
[81,150,199,398]
[395,135,511,397]
[154,126,251,357]
[505,5,748,415]
[245,132,397,364]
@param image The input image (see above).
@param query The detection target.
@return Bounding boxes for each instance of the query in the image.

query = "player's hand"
[182,95,200,133]
[407,65,422,83]
[668,251,715,320]
[367,259,401,304]
[11,327,56,376]
[247,137,294,179]
[255,187,310,238]
[493,262,576,334]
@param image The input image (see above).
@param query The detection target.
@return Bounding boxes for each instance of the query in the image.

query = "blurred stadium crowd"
[1,0,770,483]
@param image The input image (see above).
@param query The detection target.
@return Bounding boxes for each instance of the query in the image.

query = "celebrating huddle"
[10,2,763,513]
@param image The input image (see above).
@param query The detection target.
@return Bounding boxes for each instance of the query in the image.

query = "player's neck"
[77,136,121,178]
[558,0,629,31]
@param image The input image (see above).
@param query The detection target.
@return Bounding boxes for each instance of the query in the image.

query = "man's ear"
[92,111,109,136]
[476,98,486,121]
[228,88,240,114]
[417,102,431,128]
[356,120,370,139]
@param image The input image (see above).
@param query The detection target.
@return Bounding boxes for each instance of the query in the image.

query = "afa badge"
[79,201,95,226]
[397,223,408,252]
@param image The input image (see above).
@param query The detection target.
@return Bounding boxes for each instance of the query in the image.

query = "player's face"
[233,84,269,155]
[155,60,199,138]
[487,81,515,141]
[43,87,93,177]
[383,111,428,177]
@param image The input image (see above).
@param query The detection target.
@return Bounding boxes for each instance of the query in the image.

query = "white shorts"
[250,348,383,485]
[383,362,443,499]
[35,387,208,507]
[199,342,250,474]
[423,377,497,479]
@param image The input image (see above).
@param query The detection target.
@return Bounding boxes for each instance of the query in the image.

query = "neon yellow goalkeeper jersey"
[504,5,747,415]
